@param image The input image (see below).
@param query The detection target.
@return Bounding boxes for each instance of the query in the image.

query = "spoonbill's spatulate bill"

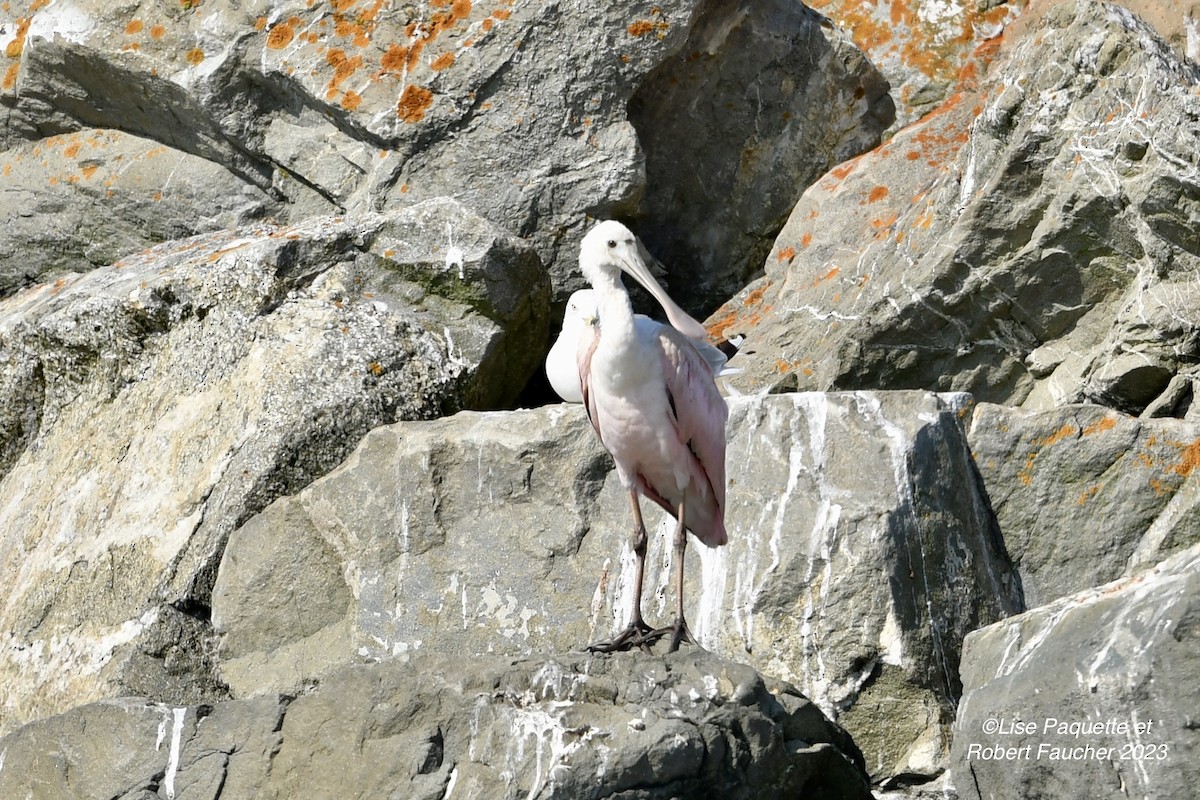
[576,220,728,652]
[546,289,734,404]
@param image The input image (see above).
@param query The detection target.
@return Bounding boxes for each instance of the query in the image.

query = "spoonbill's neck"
[592,269,636,340]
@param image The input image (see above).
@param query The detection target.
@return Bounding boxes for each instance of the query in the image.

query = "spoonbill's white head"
[578,221,707,339]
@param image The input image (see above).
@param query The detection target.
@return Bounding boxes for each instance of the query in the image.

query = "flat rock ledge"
[0,649,871,800]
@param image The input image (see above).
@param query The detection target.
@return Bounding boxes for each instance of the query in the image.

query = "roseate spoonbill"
[576,220,728,652]
[546,289,736,404]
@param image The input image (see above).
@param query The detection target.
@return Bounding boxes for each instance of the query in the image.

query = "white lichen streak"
[607,541,639,634]
[794,395,837,706]
[444,222,465,280]
[855,392,956,698]
[648,516,676,621]
[398,498,411,595]
[716,398,773,652]
[443,326,468,368]
[693,541,729,649]
[3,607,160,712]
[164,706,187,800]
[879,604,904,666]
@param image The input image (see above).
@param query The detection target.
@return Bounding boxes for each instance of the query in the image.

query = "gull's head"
[560,288,598,332]
[577,220,707,339]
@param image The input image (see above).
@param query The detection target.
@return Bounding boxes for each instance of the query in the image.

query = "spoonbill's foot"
[654,616,697,653]
[587,620,666,653]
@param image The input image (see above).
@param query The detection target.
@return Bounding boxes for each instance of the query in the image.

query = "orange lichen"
[627,11,668,39]
[325,48,363,92]
[186,48,205,65]
[63,141,81,158]
[1076,484,1101,505]
[867,185,889,203]
[492,8,510,20]
[125,19,144,35]
[380,43,409,73]
[81,164,98,179]
[1171,438,1200,477]
[870,212,899,230]
[397,84,433,122]
[1082,416,1117,436]
[706,282,773,341]
[829,162,856,181]
[431,51,455,71]
[255,16,268,31]
[266,19,298,49]
[150,24,166,39]
[815,266,840,285]
[1036,424,1078,448]
[1018,455,1035,485]
[777,246,796,263]
[341,89,362,110]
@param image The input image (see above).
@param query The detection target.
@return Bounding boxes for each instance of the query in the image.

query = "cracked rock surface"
[0,199,548,736]
[716,0,1200,415]
[0,650,872,800]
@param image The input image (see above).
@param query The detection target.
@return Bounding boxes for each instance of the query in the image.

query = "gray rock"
[626,0,894,313]
[0,129,280,296]
[0,198,548,735]
[950,542,1200,800]
[0,651,873,800]
[806,0,1026,129]
[968,402,1200,608]
[715,0,1200,415]
[4,0,891,304]
[212,391,1021,784]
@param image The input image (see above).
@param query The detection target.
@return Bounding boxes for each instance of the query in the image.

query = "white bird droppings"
[164,707,187,800]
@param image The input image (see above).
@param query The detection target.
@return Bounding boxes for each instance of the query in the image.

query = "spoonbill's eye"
[606,240,616,248]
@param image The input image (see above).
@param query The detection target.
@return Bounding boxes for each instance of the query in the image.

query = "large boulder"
[714,0,1200,415]
[0,129,280,296]
[968,402,1200,607]
[626,0,894,313]
[0,198,549,736]
[0,650,874,800]
[212,390,1022,785]
[807,0,1197,132]
[950,542,1200,800]
[3,0,893,305]
[807,0,1027,128]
